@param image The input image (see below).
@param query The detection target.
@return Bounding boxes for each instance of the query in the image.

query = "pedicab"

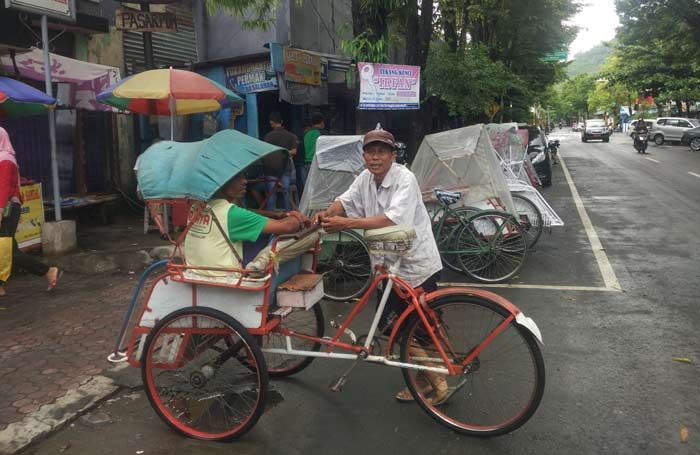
[486,123,564,249]
[412,124,528,282]
[108,129,545,441]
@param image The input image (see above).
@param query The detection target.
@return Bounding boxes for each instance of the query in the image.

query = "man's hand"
[285,210,311,228]
[320,215,352,233]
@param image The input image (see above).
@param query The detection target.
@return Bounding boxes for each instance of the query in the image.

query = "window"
[678,120,691,128]
[657,119,667,125]
[667,119,680,127]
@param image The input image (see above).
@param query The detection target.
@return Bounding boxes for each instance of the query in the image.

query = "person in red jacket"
[0,127,60,297]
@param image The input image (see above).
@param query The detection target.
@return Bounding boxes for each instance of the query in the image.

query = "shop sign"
[116,9,178,33]
[225,60,278,94]
[358,62,420,110]
[4,0,76,21]
[284,48,321,86]
[15,183,44,251]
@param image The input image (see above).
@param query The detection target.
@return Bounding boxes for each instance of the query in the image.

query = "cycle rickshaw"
[486,123,564,248]
[109,129,545,441]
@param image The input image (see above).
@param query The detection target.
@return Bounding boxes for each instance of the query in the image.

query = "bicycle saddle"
[365,225,416,242]
[433,189,462,206]
[365,225,416,255]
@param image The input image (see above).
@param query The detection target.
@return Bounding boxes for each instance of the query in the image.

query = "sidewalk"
[0,214,169,454]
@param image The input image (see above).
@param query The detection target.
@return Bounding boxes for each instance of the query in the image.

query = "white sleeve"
[383,174,419,226]
[336,173,365,218]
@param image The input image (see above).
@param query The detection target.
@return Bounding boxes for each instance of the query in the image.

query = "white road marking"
[559,156,622,291]
[438,283,620,292]
[689,172,700,179]
[645,158,660,163]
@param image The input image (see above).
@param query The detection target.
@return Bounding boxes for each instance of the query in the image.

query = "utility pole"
[41,15,61,221]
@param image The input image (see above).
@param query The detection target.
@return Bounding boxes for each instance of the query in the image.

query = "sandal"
[0,286,5,297]
[46,267,63,291]
[395,372,433,403]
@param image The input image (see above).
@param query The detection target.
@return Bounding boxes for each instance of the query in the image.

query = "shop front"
[191,44,356,143]
[0,49,121,233]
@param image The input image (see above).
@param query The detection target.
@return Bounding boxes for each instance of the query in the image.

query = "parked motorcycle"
[634,133,648,154]
[396,141,408,165]
[547,139,560,164]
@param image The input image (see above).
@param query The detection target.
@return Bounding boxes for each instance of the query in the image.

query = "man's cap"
[363,129,396,150]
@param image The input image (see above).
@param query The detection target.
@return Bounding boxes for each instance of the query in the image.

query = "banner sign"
[225,59,278,94]
[358,63,420,110]
[5,0,75,20]
[116,9,178,33]
[15,183,44,251]
[284,48,321,86]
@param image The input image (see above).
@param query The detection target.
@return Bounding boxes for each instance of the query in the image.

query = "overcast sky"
[568,0,620,58]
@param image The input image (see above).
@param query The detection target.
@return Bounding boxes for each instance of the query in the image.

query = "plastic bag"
[0,237,12,282]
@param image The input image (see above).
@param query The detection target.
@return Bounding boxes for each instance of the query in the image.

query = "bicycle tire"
[455,210,527,283]
[318,229,372,302]
[433,206,481,273]
[142,307,268,441]
[510,193,544,249]
[399,294,545,436]
[261,304,325,377]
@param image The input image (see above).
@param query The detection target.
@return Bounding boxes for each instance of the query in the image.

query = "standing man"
[302,113,325,186]
[295,118,312,196]
[262,112,298,210]
[316,128,446,404]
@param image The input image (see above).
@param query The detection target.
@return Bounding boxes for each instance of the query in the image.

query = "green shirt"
[226,203,267,242]
[303,128,321,164]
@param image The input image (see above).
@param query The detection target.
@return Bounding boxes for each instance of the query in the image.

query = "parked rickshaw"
[486,123,564,248]
[298,135,372,301]
[109,129,545,442]
[412,125,528,282]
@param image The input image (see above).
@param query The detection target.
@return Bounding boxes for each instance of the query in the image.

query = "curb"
[0,364,129,455]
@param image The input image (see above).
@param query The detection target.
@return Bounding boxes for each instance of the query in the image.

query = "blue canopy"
[137,129,285,201]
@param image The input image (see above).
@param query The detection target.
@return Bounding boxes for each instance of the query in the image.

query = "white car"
[649,117,700,145]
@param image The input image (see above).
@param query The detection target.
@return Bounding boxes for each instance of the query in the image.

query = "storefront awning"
[0,48,120,111]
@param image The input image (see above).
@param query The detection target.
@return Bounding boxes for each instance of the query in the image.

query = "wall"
[199,1,291,61]
[289,0,352,55]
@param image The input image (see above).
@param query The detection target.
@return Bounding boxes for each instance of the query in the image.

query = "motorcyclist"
[634,119,648,135]
[633,118,649,153]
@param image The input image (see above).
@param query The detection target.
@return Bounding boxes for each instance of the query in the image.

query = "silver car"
[649,117,700,145]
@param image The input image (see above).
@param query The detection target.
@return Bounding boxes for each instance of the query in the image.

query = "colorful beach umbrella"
[97,68,244,140]
[97,69,244,115]
[0,76,56,118]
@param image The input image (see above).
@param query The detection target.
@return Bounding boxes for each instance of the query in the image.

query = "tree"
[613,0,700,115]
[424,43,516,121]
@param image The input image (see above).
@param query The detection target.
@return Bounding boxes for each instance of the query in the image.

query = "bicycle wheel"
[510,194,543,249]
[260,304,325,377]
[318,229,372,301]
[142,307,268,441]
[455,211,527,282]
[434,207,481,273]
[399,295,545,436]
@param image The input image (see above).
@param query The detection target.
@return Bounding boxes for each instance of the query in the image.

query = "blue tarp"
[137,129,284,201]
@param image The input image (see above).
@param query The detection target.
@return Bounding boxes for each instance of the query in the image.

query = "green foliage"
[424,43,516,119]
[568,44,614,77]
[340,32,388,63]
[205,0,301,29]
[612,0,700,111]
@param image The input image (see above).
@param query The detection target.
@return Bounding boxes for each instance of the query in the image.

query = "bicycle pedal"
[329,375,347,392]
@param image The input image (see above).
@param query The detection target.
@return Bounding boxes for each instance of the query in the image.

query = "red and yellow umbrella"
[97,68,244,139]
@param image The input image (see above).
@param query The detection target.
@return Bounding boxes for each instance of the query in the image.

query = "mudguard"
[385,287,543,356]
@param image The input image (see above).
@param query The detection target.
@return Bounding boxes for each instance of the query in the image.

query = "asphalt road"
[24,131,700,455]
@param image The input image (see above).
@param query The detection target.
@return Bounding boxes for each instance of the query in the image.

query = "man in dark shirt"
[260,112,298,210]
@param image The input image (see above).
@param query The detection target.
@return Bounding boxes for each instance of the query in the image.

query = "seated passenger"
[184,171,308,277]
